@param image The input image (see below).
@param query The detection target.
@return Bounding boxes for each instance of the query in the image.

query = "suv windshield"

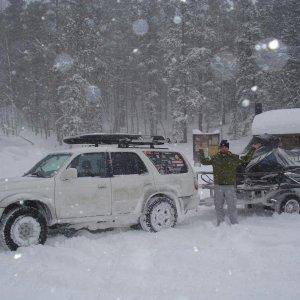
[24,153,71,178]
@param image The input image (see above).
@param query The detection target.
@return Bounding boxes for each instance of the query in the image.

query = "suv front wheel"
[140,196,177,232]
[0,206,48,251]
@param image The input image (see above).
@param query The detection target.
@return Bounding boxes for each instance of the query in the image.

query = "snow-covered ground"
[1,211,300,300]
[0,134,300,300]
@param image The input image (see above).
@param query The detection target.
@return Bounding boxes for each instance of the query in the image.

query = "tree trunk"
[198,110,203,131]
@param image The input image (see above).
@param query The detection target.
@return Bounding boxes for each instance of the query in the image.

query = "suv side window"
[69,153,108,177]
[144,151,188,175]
[110,152,148,175]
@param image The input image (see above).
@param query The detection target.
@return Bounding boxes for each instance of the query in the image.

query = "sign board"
[193,131,220,166]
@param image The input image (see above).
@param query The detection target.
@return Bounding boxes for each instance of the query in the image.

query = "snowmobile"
[237,133,300,185]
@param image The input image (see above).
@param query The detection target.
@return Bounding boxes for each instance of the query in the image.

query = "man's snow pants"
[214,185,238,225]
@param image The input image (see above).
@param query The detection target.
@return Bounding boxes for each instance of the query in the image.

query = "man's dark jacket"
[199,149,255,185]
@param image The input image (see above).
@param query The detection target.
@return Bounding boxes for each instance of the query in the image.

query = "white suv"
[0,136,198,250]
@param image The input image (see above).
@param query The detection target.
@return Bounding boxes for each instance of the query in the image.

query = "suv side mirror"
[61,168,78,181]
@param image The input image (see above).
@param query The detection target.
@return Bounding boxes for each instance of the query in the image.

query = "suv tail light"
[194,177,199,190]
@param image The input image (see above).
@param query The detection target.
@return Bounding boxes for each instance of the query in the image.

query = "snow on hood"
[252,108,300,135]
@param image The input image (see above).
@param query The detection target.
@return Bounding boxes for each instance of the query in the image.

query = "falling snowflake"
[241,98,250,108]
[173,16,182,25]
[251,86,258,92]
[86,85,102,104]
[268,39,279,50]
[132,19,149,36]
[53,53,74,73]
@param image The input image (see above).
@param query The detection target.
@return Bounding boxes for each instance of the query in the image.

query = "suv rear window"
[144,151,188,175]
[111,152,148,175]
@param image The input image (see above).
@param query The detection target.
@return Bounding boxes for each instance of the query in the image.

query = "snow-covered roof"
[252,108,300,135]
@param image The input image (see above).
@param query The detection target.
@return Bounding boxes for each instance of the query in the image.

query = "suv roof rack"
[63,133,169,148]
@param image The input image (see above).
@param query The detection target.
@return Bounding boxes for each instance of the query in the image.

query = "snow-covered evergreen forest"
[0,0,299,142]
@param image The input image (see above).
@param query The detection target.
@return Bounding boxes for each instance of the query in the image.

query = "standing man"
[199,140,260,225]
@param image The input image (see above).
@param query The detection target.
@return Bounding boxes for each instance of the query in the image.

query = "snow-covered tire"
[280,198,300,214]
[140,196,177,232]
[0,207,48,251]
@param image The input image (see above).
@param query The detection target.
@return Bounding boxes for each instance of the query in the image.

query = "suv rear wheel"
[0,206,48,251]
[140,196,177,232]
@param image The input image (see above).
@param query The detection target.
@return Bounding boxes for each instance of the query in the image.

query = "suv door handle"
[98,184,107,189]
